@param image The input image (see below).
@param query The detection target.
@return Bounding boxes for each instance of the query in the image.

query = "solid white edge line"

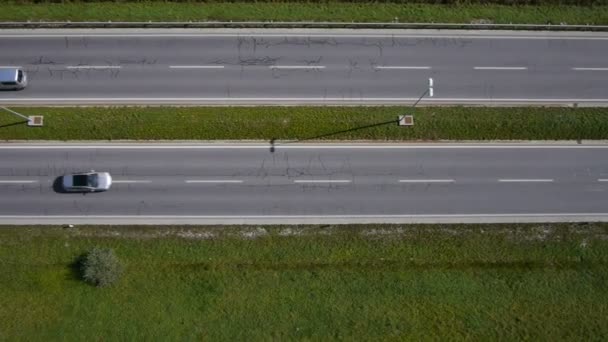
[399,179,454,183]
[0,213,608,219]
[112,180,151,183]
[1,145,608,150]
[2,97,606,102]
[572,67,608,71]
[474,66,528,70]
[3,213,608,224]
[2,34,608,40]
[0,180,38,183]
[294,180,351,183]
[185,180,243,183]
[498,179,554,182]
[169,65,224,69]
[269,66,325,69]
[66,66,121,69]
[375,66,431,70]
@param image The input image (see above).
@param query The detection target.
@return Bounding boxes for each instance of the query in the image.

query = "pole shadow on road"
[269,118,397,153]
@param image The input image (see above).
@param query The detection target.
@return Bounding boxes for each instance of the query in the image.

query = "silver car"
[62,171,112,192]
[0,67,27,90]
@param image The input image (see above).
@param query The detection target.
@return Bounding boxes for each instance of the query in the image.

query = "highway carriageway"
[0,29,608,105]
[0,143,607,224]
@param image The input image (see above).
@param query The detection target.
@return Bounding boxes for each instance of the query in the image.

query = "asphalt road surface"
[1,29,608,105]
[1,143,608,224]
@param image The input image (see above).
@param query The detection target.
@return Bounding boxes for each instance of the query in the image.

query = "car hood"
[97,172,112,190]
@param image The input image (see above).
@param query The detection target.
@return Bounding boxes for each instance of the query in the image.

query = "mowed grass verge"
[1,224,607,339]
[1,106,607,141]
[0,1,607,25]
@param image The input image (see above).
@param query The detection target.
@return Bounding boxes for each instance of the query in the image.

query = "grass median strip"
[0,1,607,25]
[0,223,607,339]
[1,106,607,141]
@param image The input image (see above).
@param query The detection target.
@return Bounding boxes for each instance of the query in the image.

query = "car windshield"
[73,174,98,187]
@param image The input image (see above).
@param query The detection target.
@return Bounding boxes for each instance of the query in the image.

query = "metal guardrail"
[1,21,608,31]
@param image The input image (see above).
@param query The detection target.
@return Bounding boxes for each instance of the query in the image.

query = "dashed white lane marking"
[112,180,151,184]
[572,67,608,71]
[498,179,554,183]
[0,66,22,68]
[185,180,244,183]
[0,180,38,184]
[598,179,608,182]
[399,179,454,183]
[474,66,528,70]
[66,65,121,69]
[269,66,326,69]
[169,65,224,69]
[374,66,431,70]
[294,180,351,183]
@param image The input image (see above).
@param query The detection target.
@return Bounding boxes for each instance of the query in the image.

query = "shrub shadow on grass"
[67,252,86,282]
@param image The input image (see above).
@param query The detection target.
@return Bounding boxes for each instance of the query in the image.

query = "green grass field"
[1,1,607,25]
[1,106,607,141]
[1,224,607,339]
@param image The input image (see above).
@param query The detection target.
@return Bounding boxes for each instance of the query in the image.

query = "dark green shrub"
[81,247,123,287]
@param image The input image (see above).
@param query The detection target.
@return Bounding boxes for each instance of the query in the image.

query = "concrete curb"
[2,214,608,225]
[1,21,608,31]
[2,140,608,145]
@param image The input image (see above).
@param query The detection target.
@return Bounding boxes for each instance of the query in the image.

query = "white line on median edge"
[498,179,554,182]
[0,180,38,184]
[3,97,606,103]
[294,180,351,183]
[1,144,608,150]
[474,66,528,70]
[169,65,224,69]
[185,180,243,183]
[399,179,454,183]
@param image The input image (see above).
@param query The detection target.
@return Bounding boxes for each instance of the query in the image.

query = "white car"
[62,171,112,192]
[0,67,28,90]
